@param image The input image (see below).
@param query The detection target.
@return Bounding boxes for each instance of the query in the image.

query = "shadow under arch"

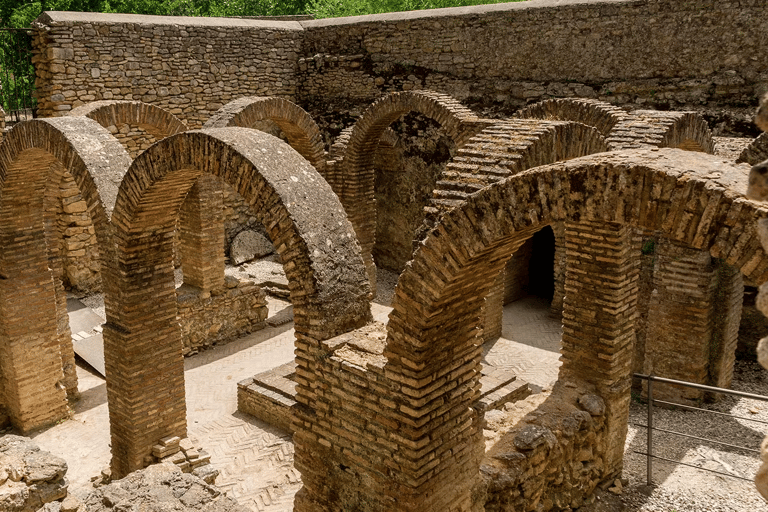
[367,148,765,510]
[0,117,131,432]
[103,127,372,477]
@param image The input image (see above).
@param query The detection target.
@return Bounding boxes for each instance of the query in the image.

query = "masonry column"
[179,175,225,291]
[644,240,742,403]
[560,220,639,478]
[104,225,186,478]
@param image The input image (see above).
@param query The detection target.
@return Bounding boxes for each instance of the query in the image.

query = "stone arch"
[607,110,715,153]
[203,96,326,173]
[69,100,188,159]
[336,90,489,290]
[737,132,768,165]
[104,127,371,477]
[516,97,628,137]
[0,117,130,432]
[378,148,763,510]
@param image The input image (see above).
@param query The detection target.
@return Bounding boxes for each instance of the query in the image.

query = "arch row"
[738,131,768,165]
[203,96,326,173]
[294,148,766,511]
[607,110,715,153]
[516,97,629,136]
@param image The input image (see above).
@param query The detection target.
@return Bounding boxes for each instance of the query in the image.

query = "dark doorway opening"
[527,225,555,303]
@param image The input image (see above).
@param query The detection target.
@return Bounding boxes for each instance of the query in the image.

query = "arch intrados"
[203,96,326,172]
[69,100,187,142]
[388,148,764,357]
[113,127,371,337]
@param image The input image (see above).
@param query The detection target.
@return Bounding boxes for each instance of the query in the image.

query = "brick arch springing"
[377,148,765,509]
[104,127,371,477]
[607,110,715,153]
[737,131,768,165]
[336,90,490,291]
[516,97,629,137]
[0,117,131,433]
[203,96,326,173]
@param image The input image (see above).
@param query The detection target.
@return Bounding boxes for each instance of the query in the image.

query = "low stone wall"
[481,385,611,511]
[177,276,268,355]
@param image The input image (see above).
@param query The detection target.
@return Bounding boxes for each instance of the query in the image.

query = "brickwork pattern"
[104,127,371,477]
[0,117,130,433]
[204,96,326,174]
[607,110,715,154]
[516,98,629,137]
[294,148,768,511]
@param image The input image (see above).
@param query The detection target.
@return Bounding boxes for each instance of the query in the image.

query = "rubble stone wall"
[33,0,768,127]
[33,12,302,127]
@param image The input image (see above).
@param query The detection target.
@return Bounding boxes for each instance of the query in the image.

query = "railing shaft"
[647,375,653,486]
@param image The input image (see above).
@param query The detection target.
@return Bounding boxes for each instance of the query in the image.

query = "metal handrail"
[633,373,767,485]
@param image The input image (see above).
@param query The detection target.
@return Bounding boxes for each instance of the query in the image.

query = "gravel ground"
[580,359,768,512]
[713,136,752,162]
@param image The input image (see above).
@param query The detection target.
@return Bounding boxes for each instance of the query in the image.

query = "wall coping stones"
[39,10,303,30]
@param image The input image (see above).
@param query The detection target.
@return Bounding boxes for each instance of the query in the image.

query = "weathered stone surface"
[513,425,556,451]
[230,230,274,264]
[0,436,68,512]
[577,394,606,417]
[77,463,246,512]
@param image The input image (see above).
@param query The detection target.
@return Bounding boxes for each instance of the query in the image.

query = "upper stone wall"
[32,11,303,127]
[298,0,768,109]
[32,0,768,126]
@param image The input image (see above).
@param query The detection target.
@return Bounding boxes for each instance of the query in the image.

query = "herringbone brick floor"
[30,294,562,511]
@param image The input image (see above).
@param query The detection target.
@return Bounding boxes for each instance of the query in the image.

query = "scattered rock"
[230,230,273,265]
[78,463,246,511]
[0,435,68,512]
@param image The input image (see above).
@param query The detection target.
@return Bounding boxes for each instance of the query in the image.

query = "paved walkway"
[29,290,562,512]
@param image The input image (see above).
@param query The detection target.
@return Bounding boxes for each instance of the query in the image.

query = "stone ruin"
[1,1,768,511]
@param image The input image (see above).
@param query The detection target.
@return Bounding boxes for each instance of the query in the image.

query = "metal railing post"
[647,374,653,486]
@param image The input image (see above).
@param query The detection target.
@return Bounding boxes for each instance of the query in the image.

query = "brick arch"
[69,100,188,141]
[379,148,765,509]
[104,127,371,477]
[337,90,488,290]
[203,96,326,173]
[607,110,714,153]
[0,117,131,433]
[737,131,768,165]
[516,97,629,136]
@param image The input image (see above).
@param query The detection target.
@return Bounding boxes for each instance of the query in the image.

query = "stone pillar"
[104,227,187,478]
[179,175,225,291]
[560,220,639,477]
